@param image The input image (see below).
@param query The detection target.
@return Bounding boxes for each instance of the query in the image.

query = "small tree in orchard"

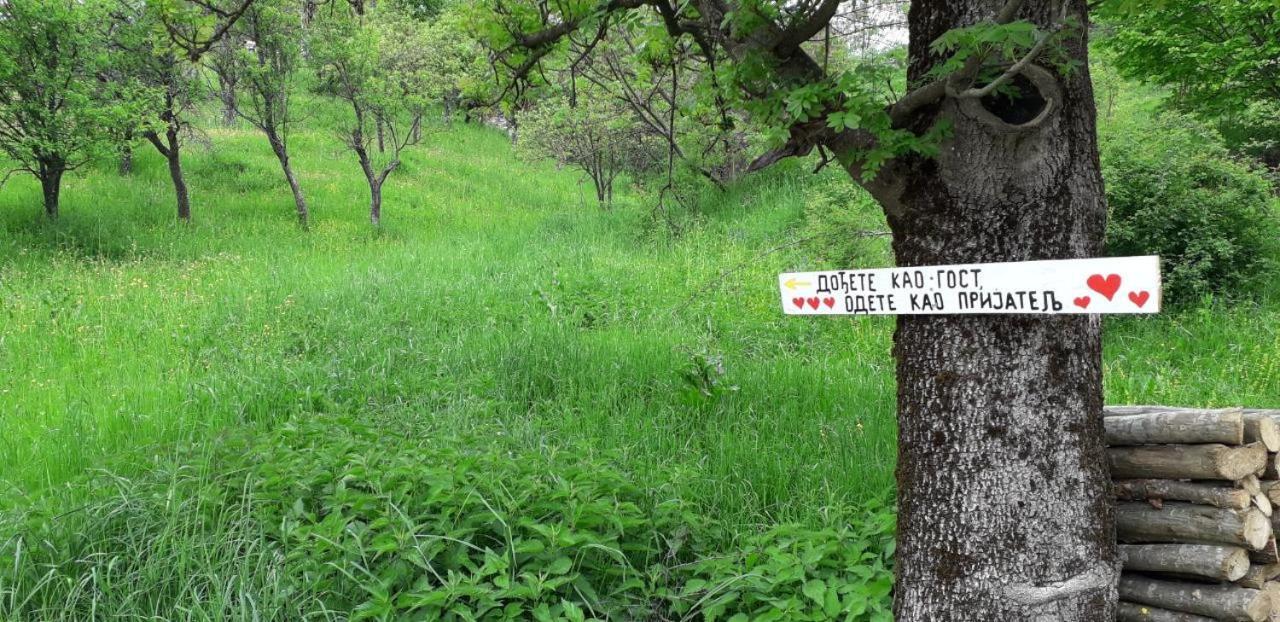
[231,0,311,228]
[310,4,433,226]
[476,0,1120,618]
[0,0,136,218]
[112,1,207,221]
[520,93,662,207]
[569,31,752,189]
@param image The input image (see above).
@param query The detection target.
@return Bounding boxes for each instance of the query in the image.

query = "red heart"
[806,297,820,310]
[1073,296,1091,309]
[822,297,835,309]
[1087,274,1121,300]
[1128,291,1150,308]
[792,297,805,309]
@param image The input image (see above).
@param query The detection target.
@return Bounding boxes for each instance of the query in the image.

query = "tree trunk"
[267,130,309,229]
[38,162,63,219]
[1117,601,1217,622]
[1108,443,1268,481]
[119,144,133,176]
[354,145,382,226]
[1114,479,1253,510]
[1119,575,1271,622]
[164,129,191,222]
[219,74,238,127]
[881,0,1115,619]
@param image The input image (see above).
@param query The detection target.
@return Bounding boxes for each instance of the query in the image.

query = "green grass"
[1,105,1277,516]
[0,101,1277,619]
[0,114,904,524]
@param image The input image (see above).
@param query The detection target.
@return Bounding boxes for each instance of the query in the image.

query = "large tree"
[478,0,1117,618]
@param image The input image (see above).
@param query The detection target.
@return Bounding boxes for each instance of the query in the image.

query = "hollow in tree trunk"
[867,0,1116,618]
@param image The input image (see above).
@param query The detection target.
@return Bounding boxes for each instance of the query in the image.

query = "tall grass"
[0,114,903,525]
[0,94,1276,619]
[2,105,1277,524]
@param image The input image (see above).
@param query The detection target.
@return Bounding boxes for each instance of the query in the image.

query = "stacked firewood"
[1108,406,1280,621]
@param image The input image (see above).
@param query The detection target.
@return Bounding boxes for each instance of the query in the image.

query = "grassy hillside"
[0,115,905,520]
[0,103,1277,618]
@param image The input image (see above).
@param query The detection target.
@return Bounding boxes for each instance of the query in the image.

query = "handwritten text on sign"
[779,256,1161,315]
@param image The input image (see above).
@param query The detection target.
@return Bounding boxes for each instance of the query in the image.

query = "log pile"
[1108,406,1280,621]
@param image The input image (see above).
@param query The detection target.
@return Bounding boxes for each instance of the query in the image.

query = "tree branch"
[773,0,844,54]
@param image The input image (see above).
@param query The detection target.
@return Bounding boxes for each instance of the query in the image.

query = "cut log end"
[1244,414,1280,452]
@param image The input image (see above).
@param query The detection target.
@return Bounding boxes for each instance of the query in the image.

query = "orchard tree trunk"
[354,143,386,227]
[219,74,238,127]
[162,126,192,222]
[369,181,382,226]
[120,140,135,177]
[38,160,63,219]
[873,0,1116,619]
[266,129,309,229]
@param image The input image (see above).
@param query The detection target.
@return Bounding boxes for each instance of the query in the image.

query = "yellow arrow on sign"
[784,278,811,290]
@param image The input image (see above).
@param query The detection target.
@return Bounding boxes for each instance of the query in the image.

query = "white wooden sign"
[779,255,1161,315]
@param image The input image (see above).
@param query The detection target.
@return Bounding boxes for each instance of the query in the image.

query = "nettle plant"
[0,415,899,621]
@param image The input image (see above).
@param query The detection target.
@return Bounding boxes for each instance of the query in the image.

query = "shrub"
[1,415,897,621]
[1100,111,1280,304]
[519,95,663,209]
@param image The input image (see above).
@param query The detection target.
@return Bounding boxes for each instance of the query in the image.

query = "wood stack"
[1107,406,1280,621]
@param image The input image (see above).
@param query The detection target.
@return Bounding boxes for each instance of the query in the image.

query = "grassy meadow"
[0,98,1276,618]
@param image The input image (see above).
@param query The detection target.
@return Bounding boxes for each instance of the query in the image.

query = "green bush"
[1101,111,1280,304]
[1,415,896,621]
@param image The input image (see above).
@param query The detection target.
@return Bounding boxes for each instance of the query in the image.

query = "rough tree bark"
[873,0,1116,618]
[488,0,1114,615]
